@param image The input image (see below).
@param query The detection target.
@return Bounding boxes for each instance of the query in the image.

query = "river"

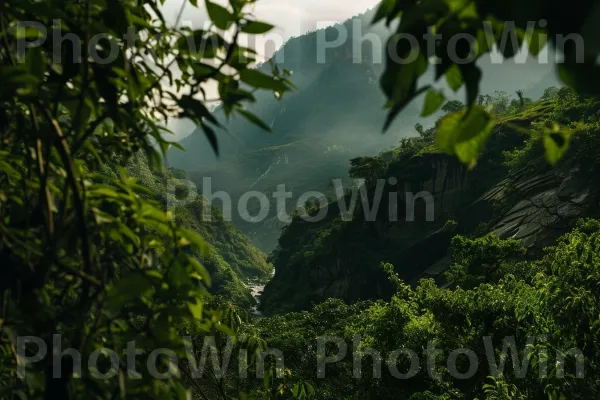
[246,281,266,317]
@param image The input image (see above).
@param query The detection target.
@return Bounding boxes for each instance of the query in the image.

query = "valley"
[7,0,600,397]
[167,9,571,315]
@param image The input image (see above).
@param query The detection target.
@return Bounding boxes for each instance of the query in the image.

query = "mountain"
[168,7,561,250]
[259,89,600,314]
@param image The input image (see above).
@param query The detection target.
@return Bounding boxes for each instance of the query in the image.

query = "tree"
[477,94,493,106]
[516,90,525,108]
[444,234,526,288]
[415,123,425,136]
[250,220,600,399]
[490,91,511,114]
[542,86,561,99]
[3,0,600,398]
[441,100,464,114]
[0,0,292,398]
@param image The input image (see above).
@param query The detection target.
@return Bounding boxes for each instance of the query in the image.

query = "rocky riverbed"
[245,281,266,317]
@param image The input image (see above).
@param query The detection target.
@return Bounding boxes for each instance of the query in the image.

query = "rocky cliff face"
[481,163,597,248]
[258,151,476,314]
[417,157,600,285]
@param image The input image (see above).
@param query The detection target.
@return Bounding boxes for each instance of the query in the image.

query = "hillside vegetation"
[261,87,600,314]
[126,156,272,308]
[245,218,600,399]
[200,87,600,399]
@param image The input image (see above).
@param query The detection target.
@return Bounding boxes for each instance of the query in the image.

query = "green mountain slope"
[166,10,424,250]
[260,88,600,314]
[125,156,272,308]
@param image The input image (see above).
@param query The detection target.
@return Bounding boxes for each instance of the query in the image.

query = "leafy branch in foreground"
[376,0,599,166]
[0,0,291,398]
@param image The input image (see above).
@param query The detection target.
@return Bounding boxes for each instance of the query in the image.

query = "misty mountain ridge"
[168,6,561,250]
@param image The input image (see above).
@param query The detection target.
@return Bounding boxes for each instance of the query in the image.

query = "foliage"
[250,220,600,399]
[127,154,270,308]
[441,100,464,114]
[541,87,560,100]
[3,0,600,397]
[261,90,597,317]
[422,90,447,117]
[0,0,290,398]
[444,234,526,288]
[375,0,600,165]
[502,88,600,172]
[436,105,495,167]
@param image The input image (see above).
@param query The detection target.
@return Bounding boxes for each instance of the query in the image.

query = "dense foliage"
[250,219,600,399]
[262,91,577,314]
[2,0,600,399]
[0,0,290,398]
[128,156,271,308]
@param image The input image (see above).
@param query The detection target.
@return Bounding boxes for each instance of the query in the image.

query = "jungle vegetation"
[2,0,600,399]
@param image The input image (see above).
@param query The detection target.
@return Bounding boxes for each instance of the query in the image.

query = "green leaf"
[180,228,209,254]
[201,122,219,156]
[25,47,46,80]
[372,0,395,24]
[558,63,600,95]
[445,64,463,92]
[462,64,482,105]
[436,105,494,166]
[421,89,445,117]
[383,85,430,132]
[189,257,212,286]
[205,0,233,30]
[105,273,154,316]
[543,125,571,165]
[88,184,121,199]
[239,68,289,92]
[188,298,203,319]
[237,108,271,131]
[191,63,221,79]
[242,21,274,34]
[382,50,427,104]
[179,95,220,126]
[0,66,38,96]
[168,261,189,288]
[528,29,548,56]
